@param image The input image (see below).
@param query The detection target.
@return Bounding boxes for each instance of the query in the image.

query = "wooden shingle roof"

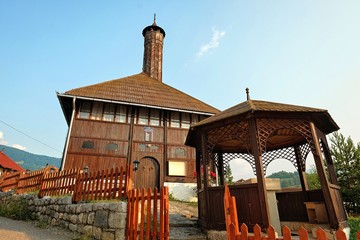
[194,99,331,127]
[62,72,219,114]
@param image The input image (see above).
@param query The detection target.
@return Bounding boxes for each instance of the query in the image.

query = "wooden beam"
[309,122,338,229]
[294,146,309,193]
[127,107,135,166]
[248,118,270,228]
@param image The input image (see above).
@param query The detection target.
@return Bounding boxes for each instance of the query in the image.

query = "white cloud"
[229,158,256,181]
[196,27,226,58]
[12,144,27,151]
[0,131,8,145]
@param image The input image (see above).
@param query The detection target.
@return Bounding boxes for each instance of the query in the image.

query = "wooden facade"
[186,90,349,232]
[57,19,219,189]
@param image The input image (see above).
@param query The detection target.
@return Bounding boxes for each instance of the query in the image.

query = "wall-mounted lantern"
[133,159,140,172]
[83,165,89,174]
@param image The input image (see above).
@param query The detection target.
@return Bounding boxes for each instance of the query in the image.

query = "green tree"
[306,165,321,190]
[330,132,360,214]
[224,163,234,185]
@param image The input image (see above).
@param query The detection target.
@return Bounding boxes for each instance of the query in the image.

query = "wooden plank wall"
[224,185,358,240]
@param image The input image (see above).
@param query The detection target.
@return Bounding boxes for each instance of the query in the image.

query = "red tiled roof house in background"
[57,18,219,200]
[0,150,25,176]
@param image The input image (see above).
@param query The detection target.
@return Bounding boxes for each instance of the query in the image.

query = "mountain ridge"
[0,144,61,171]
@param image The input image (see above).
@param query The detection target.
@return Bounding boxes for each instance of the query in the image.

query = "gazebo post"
[195,149,202,220]
[309,122,338,229]
[200,133,210,227]
[318,133,338,185]
[294,146,309,193]
[218,151,225,186]
[249,119,270,228]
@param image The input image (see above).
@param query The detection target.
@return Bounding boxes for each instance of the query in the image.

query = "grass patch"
[0,196,31,220]
[36,219,49,229]
[349,216,360,240]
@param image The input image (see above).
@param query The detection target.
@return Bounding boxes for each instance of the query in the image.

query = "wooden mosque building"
[185,89,348,233]
[57,18,219,189]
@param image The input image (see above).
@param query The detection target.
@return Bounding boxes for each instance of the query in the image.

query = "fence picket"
[282,226,292,240]
[335,228,347,240]
[240,223,248,240]
[152,188,158,240]
[253,224,262,240]
[316,228,326,240]
[146,188,152,240]
[267,225,276,240]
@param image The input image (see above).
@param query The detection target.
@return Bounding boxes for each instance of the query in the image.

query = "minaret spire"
[142,16,166,82]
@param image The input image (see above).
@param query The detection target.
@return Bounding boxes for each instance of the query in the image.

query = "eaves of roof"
[60,72,220,115]
[0,151,25,172]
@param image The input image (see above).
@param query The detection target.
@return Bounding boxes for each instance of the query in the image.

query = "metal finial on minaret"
[246,88,250,100]
[153,13,156,25]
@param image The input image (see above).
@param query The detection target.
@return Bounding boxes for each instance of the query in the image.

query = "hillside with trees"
[0,144,61,170]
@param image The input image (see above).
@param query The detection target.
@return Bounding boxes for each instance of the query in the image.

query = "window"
[105,143,118,151]
[168,161,186,176]
[138,108,149,125]
[90,102,103,120]
[78,101,91,119]
[144,127,154,141]
[82,141,94,149]
[175,148,186,158]
[115,105,128,123]
[149,109,161,126]
[170,112,180,128]
[103,104,115,121]
[191,114,199,125]
[181,113,190,129]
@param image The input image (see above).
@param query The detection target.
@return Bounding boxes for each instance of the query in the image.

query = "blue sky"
[1,1,359,177]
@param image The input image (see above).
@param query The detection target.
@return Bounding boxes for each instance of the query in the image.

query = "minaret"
[142,14,166,82]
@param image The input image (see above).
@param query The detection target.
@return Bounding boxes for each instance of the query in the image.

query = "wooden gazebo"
[185,89,348,233]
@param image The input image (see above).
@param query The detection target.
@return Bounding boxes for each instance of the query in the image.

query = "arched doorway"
[133,156,160,189]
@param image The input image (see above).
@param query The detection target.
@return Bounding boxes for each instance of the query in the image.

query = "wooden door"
[133,157,159,189]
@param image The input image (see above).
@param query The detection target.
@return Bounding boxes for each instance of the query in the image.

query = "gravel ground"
[0,216,80,240]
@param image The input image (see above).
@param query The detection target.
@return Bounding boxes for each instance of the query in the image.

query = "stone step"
[170,226,207,240]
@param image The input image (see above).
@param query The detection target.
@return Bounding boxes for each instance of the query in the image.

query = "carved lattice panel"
[222,152,256,175]
[299,143,311,171]
[262,147,297,175]
[205,121,250,164]
[256,118,315,154]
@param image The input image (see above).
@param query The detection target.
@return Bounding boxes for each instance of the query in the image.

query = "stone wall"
[0,192,127,240]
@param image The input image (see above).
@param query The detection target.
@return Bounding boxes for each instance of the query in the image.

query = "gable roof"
[0,151,25,172]
[59,72,219,118]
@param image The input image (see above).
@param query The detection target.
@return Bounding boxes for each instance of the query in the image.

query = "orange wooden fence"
[224,184,359,240]
[1,171,23,192]
[17,166,58,194]
[126,187,169,240]
[38,169,79,198]
[0,166,133,204]
[72,166,133,203]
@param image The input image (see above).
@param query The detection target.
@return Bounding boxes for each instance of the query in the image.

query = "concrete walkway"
[0,216,79,240]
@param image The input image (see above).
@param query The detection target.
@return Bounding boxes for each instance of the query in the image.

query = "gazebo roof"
[192,99,338,131]
[186,98,339,151]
